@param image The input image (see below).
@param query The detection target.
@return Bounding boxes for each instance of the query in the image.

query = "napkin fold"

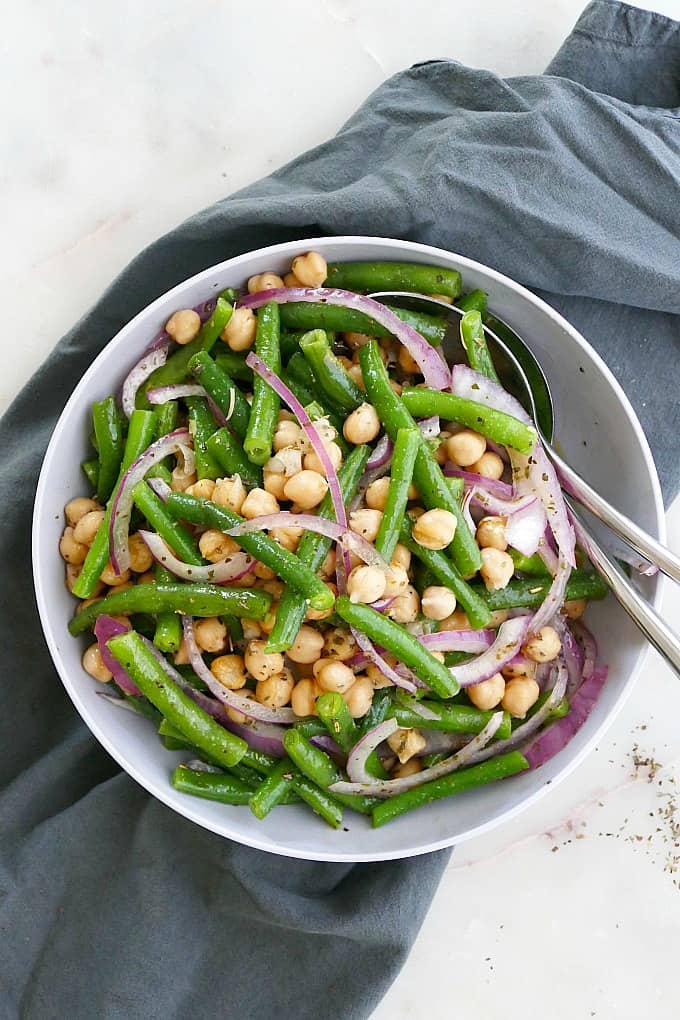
[1,2,678,1017]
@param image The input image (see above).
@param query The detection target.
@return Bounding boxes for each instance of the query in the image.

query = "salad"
[60,253,609,829]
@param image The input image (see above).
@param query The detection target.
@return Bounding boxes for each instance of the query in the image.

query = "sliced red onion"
[147,476,172,503]
[370,596,396,612]
[461,489,476,536]
[223,512,387,569]
[414,730,469,756]
[523,664,608,769]
[419,629,496,654]
[181,616,297,724]
[417,415,440,439]
[553,616,585,696]
[121,344,169,419]
[453,616,531,688]
[350,626,418,694]
[397,696,441,722]
[240,287,451,389]
[138,636,231,722]
[538,540,560,575]
[504,499,547,557]
[109,428,193,575]
[94,616,140,695]
[570,619,597,681]
[97,690,144,714]
[443,465,514,498]
[470,487,537,516]
[332,712,504,797]
[366,434,393,471]
[147,384,228,427]
[184,759,224,774]
[139,530,255,583]
[246,352,347,529]
[345,718,399,784]
[224,718,288,757]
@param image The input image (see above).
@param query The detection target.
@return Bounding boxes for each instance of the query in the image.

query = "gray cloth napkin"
[1,2,678,1017]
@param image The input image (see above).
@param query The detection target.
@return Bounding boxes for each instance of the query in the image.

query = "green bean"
[375,428,420,561]
[402,388,536,455]
[206,428,262,488]
[155,400,178,438]
[152,564,183,653]
[508,550,551,576]
[185,396,222,480]
[92,397,124,502]
[325,261,462,300]
[106,630,247,767]
[398,520,492,629]
[131,480,203,564]
[189,351,251,439]
[470,570,609,610]
[81,458,100,491]
[279,303,447,348]
[372,751,529,827]
[244,302,281,466]
[139,297,233,406]
[359,341,482,577]
[165,493,336,612]
[519,689,570,726]
[264,445,370,652]
[460,310,499,382]
[316,692,358,754]
[282,729,377,815]
[293,717,330,740]
[249,758,297,819]
[355,690,390,779]
[456,290,488,315]
[279,369,315,413]
[292,774,344,828]
[335,596,459,698]
[223,614,243,645]
[69,582,272,636]
[447,476,465,501]
[421,752,448,768]
[390,692,512,738]
[215,351,253,383]
[299,329,364,411]
[172,766,253,805]
[73,410,158,599]
[241,747,280,776]
[286,351,318,393]
[219,287,239,304]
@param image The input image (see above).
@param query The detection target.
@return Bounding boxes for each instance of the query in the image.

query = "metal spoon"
[372,291,680,677]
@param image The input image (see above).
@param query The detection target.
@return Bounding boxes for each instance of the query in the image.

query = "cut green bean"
[244,302,281,465]
[215,351,253,383]
[206,428,262,488]
[456,290,488,315]
[152,564,183,653]
[265,445,370,653]
[92,396,124,502]
[375,427,420,561]
[185,396,222,480]
[165,493,335,612]
[131,480,203,564]
[299,329,364,411]
[372,751,529,827]
[69,582,272,636]
[282,729,377,816]
[81,458,100,491]
[189,351,250,439]
[249,758,297,819]
[390,692,512,738]
[460,310,499,383]
[72,410,158,599]
[359,341,482,577]
[172,766,253,805]
[325,261,462,300]
[335,596,459,698]
[509,550,551,576]
[279,303,447,348]
[401,388,536,454]
[292,774,343,828]
[316,692,359,754]
[470,570,609,611]
[155,400,178,438]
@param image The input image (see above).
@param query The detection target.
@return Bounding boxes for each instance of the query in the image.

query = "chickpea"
[221,306,257,352]
[283,271,303,288]
[306,583,337,621]
[291,251,327,288]
[213,475,247,514]
[562,598,586,620]
[347,364,366,390]
[421,586,457,621]
[65,563,81,593]
[387,727,427,764]
[476,515,508,551]
[389,379,403,396]
[408,506,425,521]
[100,561,131,586]
[347,564,387,605]
[397,346,420,375]
[364,477,390,512]
[244,639,284,682]
[112,581,136,593]
[291,678,320,717]
[445,430,487,467]
[256,668,295,708]
[316,659,356,695]
[171,467,197,492]
[412,509,457,550]
[136,570,156,585]
[270,525,302,553]
[210,653,248,690]
[82,643,112,683]
[434,431,452,465]
[523,625,561,663]
[259,605,278,635]
[502,661,537,680]
[287,624,325,664]
[343,403,380,444]
[390,544,411,572]
[226,689,257,725]
[387,585,420,623]
[247,271,285,294]
[242,619,262,641]
[502,677,540,718]
[365,663,394,689]
[241,487,280,519]
[343,675,374,718]
[383,564,410,598]
[392,757,423,779]
[441,609,470,630]
[261,579,285,600]
[489,610,510,627]
[186,478,216,500]
[263,468,287,501]
[165,308,201,345]
[194,617,227,653]
[349,508,383,542]
[65,496,100,527]
[344,331,373,350]
[320,548,337,578]
[174,638,190,665]
[128,532,154,573]
[72,509,105,547]
[283,470,328,510]
[273,419,303,452]
[479,547,515,591]
[254,561,276,581]
[467,672,505,710]
[199,529,240,563]
[304,442,342,476]
[470,451,504,480]
[324,627,357,661]
[59,527,88,565]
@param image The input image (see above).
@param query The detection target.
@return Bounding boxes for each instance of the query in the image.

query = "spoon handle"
[545,443,680,584]
[568,502,680,679]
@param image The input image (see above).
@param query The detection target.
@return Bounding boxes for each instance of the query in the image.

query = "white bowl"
[33,236,665,862]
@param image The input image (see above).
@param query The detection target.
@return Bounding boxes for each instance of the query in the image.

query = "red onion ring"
[138,530,255,584]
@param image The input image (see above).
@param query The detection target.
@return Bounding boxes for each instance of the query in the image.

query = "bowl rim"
[32,235,666,862]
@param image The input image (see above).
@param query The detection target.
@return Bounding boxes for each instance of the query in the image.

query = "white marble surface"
[3,1,679,1017]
